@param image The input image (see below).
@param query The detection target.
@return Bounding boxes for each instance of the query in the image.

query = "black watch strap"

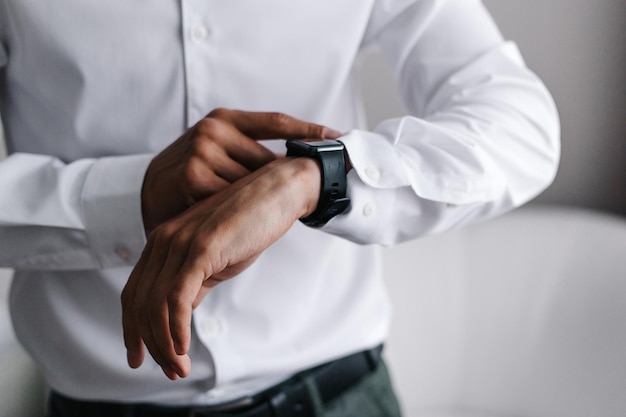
[286,140,350,227]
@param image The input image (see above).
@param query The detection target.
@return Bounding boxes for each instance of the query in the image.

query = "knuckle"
[150,225,170,243]
[166,288,186,310]
[181,158,206,188]
[149,225,177,249]
[195,117,224,137]
[188,237,211,260]
[170,230,191,251]
[207,107,231,120]
[188,245,217,278]
[161,221,181,237]
[309,124,325,138]
[267,112,291,129]
[203,176,226,194]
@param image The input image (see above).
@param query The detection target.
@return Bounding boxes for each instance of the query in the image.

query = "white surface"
[384,205,626,417]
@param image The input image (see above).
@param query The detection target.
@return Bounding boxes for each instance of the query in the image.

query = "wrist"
[281,157,323,219]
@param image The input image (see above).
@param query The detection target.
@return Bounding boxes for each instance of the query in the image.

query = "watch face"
[303,140,344,150]
[286,139,344,155]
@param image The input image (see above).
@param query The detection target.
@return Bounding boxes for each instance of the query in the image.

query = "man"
[0,1,559,416]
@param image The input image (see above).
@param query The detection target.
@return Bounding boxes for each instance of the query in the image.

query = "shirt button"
[364,165,381,182]
[192,25,209,41]
[115,246,131,261]
[362,202,376,217]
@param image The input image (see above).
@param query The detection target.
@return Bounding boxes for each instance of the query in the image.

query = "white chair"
[384,204,626,417]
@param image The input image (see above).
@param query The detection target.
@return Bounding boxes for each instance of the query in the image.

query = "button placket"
[180,0,217,125]
[191,24,209,42]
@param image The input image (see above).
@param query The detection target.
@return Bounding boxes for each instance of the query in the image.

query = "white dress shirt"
[0,0,559,405]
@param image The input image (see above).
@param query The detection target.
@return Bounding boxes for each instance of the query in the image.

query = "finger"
[192,119,275,175]
[133,236,169,322]
[221,128,277,171]
[211,108,342,141]
[124,243,181,379]
[140,305,180,380]
[215,158,251,184]
[188,169,231,202]
[168,256,210,361]
[146,300,186,380]
[193,150,252,184]
[121,239,156,369]
[149,246,198,377]
[145,268,181,376]
[192,284,212,309]
[132,234,179,377]
[122,312,145,368]
[183,152,248,197]
[121,294,145,369]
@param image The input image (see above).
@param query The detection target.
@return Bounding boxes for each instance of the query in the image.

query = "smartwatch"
[286,139,351,227]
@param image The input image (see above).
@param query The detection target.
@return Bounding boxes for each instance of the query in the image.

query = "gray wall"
[360,0,626,217]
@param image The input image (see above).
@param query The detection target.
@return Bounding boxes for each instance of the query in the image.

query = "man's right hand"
[141,108,341,233]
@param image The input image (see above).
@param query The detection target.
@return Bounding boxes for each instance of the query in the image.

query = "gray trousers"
[307,360,403,417]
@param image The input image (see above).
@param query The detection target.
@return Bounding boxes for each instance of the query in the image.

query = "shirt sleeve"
[322,0,560,245]
[0,152,153,270]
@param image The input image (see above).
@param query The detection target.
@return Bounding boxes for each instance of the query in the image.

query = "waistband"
[48,344,384,417]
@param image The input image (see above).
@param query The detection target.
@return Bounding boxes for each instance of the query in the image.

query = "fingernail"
[174,354,192,379]
[164,366,179,381]
[323,128,342,139]
[127,351,141,369]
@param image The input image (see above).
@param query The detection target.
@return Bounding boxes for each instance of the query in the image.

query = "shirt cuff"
[340,128,409,190]
[323,130,411,244]
[82,154,153,269]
